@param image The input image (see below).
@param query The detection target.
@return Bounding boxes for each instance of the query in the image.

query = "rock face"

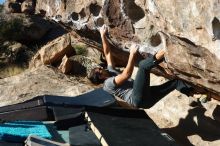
[58,55,99,75]
[0,13,51,43]
[166,35,220,96]
[30,32,101,74]
[4,0,34,14]
[30,33,75,67]
[21,0,35,14]
[32,0,220,97]
[0,65,96,106]
[146,74,220,146]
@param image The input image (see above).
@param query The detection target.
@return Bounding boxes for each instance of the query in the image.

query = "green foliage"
[74,44,88,56]
[0,18,24,41]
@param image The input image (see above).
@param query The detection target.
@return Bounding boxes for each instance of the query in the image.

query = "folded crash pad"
[0,88,115,113]
[0,106,50,122]
[42,88,115,107]
[85,107,178,146]
[0,121,52,142]
[0,88,115,122]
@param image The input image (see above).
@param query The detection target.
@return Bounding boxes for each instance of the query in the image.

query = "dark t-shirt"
[103,66,133,102]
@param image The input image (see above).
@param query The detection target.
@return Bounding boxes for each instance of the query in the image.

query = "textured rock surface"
[146,74,220,146]
[0,13,52,43]
[58,55,99,75]
[21,0,35,14]
[0,65,96,106]
[30,33,75,67]
[68,55,100,76]
[33,0,220,96]
[166,35,220,96]
[58,55,73,74]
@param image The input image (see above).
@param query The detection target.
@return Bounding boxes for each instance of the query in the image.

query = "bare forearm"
[114,52,136,85]
[101,34,109,54]
[114,44,138,85]
[122,53,137,78]
[101,34,115,67]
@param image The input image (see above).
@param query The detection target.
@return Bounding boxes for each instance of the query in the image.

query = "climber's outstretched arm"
[100,25,115,68]
[114,44,138,85]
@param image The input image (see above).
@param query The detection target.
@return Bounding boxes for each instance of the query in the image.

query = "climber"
[88,25,194,108]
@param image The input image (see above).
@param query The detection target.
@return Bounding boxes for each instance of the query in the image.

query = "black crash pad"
[85,107,178,146]
[53,107,86,130]
[69,124,101,146]
[0,141,23,146]
[0,106,51,121]
[0,99,44,113]
[0,88,115,122]
[42,88,115,107]
[0,88,115,114]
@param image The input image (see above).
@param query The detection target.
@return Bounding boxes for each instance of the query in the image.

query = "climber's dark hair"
[87,67,105,85]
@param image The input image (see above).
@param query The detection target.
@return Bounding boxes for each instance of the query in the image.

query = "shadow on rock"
[162,102,220,146]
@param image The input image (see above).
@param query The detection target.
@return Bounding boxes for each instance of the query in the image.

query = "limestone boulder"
[34,0,220,97]
[58,55,73,74]
[0,65,96,106]
[58,55,99,75]
[146,74,220,146]
[165,35,220,96]
[30,33,75,68]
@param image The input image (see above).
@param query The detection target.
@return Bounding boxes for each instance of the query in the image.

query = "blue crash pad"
[0,121,52,142]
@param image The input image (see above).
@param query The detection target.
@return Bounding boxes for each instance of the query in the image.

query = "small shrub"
[0,64,27,78]
[74,44,88,56]
[0,18,24,41]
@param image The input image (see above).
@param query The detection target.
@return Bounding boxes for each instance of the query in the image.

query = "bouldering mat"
[0,88,115,122]
[0,106,50,121]
[43,88,115,107]
[85,107,178,146]
[69,124,101,146]
[0,121,52,142]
